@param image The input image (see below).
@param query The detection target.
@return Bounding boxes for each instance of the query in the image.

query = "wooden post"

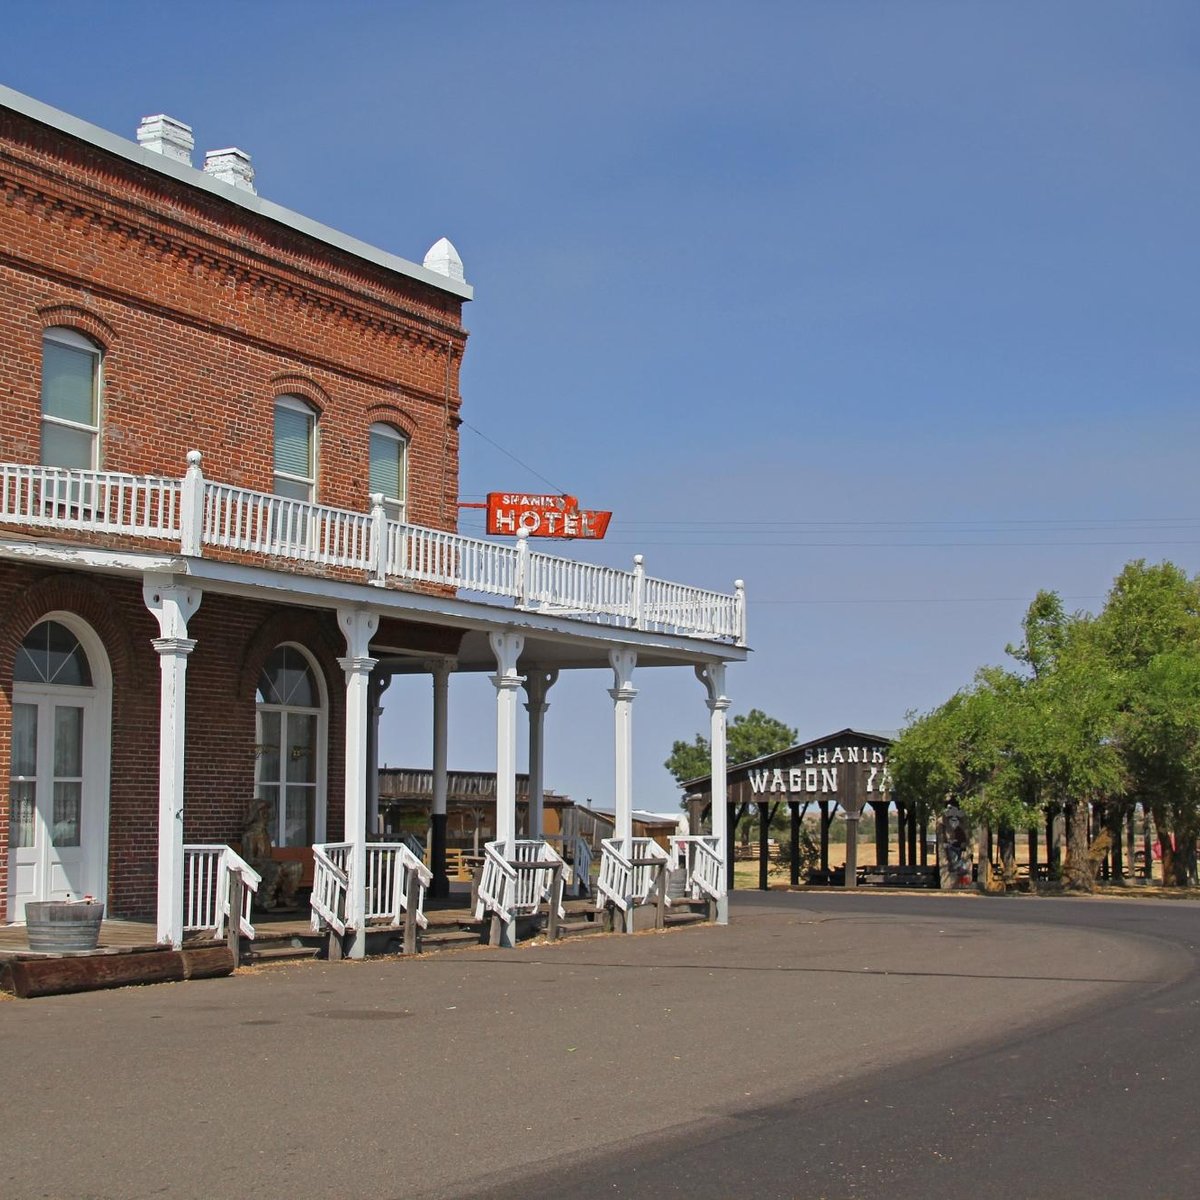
[789,801,800,887]
[1127,809,1136,882]
[727,800,738,892]
[873,801,889,867]
[226,870,243,968]
[655,865,666,930]
[844,808,859,888]
[918,817,928,866]
[906,804,918,866]
[897,804,908,867]
[403,871,419,955]
[547,866,564,941]
[1109,805,1123,882]
[758,801,771,891]
[1028,823,1039,880]
[819,800,830,874]
[1142,805,1153,879]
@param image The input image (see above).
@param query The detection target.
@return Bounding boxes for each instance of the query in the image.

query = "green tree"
[664,708,797,786]
[1095,561,1200,884]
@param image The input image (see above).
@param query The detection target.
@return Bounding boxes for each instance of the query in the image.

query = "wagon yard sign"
[684,728,894,814]
[484,493,613,540]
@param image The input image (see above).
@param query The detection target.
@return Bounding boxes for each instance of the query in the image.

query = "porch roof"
[0,534,749,674]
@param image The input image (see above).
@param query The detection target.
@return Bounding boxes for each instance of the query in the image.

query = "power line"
[459,420,569,496]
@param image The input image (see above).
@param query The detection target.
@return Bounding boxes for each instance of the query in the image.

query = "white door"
[9,688,104,921]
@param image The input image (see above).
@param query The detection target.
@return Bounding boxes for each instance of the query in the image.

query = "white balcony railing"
[0,455,746,645]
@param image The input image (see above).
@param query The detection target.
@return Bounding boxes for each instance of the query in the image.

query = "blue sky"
[6,2,1199,810]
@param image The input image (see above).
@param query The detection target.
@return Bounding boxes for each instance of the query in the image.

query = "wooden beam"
[4,946,233,999]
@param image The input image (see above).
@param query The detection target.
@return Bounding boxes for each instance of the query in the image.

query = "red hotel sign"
[486,493,613,539]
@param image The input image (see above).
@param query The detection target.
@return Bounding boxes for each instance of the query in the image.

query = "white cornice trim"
[0,83,473,302]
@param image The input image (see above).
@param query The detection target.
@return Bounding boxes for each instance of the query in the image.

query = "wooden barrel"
[25,901,104,953]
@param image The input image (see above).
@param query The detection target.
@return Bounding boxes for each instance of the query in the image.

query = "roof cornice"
[0,83,473,302]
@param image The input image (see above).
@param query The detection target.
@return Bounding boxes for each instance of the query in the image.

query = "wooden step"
[556,919,607,938]
[243,944,322,964]
[663,911,707,927]
[418,928,484,950]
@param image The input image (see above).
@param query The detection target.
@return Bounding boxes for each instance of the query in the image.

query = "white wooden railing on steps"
[183,844,261,940]
[311,841,432,940]
[311,842,350,936]
[0,458,745,645]
[671,835,724,903]
[542,833,593,896]
[596,837,671,918]
[365,843,432,929]
[474,840,567,925]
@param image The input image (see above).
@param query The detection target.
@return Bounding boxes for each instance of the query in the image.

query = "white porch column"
[523,669,559,840]
[489,633,525,852]
[143,576,202,948]
[429,658,455,898]
[609,650,637,846]
[696,662,731,925]
[337,608,379,960]
[367,668,392,835]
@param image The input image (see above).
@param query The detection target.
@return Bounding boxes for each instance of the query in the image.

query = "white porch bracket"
[695,662,731,925]
[337,607,379,959]
[522,668,559,840]
[489,631,525,947]
[143,575,202,948]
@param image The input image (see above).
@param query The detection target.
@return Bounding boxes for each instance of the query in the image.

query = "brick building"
[0,84,746,953]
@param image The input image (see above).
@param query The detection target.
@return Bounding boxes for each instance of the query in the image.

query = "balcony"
[0,456,746,645]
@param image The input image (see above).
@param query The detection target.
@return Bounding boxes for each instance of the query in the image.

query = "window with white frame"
[273,396,317,502]
[368,423,408,521]
[255,644,325,847]
[41,329,101,470]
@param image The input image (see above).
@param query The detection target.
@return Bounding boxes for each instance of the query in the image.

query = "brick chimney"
[136,114,194,166]
[203,147,255,193]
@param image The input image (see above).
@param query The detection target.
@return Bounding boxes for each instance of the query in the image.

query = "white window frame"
[273,395,318,503]
[41,328,102,471]
[254,642,329,847]
[368,422,409,522]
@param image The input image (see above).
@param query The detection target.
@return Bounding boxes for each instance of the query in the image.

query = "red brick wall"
[0,106,466,531]
[0,563,353,922]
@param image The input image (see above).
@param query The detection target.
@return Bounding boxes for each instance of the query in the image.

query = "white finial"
[423,237,464,281]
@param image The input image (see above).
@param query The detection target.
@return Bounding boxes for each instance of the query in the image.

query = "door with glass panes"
[9,621,108,918]
[255,645,324,847]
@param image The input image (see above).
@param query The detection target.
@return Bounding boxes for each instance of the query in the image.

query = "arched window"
[256,644,326,847]
[368,422,408,521]
[14,619,94,686]
[41,328,102,470]
[273,396,317,502]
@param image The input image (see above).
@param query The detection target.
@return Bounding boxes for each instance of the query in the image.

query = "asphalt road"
[1,889,1196,1199]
